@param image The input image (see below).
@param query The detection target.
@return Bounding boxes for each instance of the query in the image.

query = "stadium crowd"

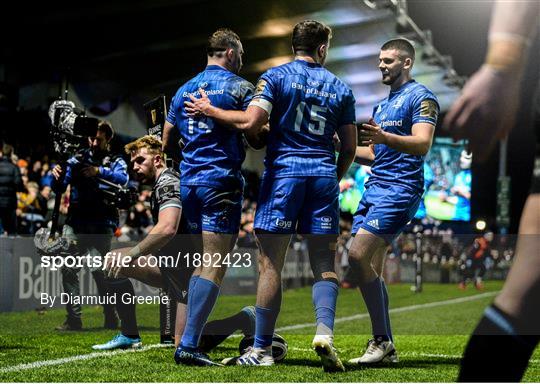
[1,142,516,279]
[0,143,264,242]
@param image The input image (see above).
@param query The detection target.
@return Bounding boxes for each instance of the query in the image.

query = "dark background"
[1,0,538,232]
[407,0,539,233]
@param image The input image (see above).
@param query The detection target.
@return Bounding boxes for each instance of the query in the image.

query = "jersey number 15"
[294,101,327,136]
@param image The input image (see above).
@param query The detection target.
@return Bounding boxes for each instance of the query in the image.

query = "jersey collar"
[295,59,322,68]
[205,64,228,71]
[390,79,416,94]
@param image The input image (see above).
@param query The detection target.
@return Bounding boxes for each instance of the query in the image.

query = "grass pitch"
[1,281,539,382]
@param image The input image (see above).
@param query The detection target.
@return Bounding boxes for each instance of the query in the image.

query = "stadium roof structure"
[3,0,461,125]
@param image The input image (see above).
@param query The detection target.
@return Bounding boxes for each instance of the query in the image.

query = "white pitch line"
[287,348,540,364]
[0,291,498,374]
[0,343,171,374]
[276,291,498,332]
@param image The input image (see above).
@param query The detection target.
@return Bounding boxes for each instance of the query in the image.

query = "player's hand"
[244,123,269,150]
[184,88,212,117]
[52,165,63,180]
[80,166,99,178]
[359,118,387,145]
[105,249,133,279]
[443,65,521,162]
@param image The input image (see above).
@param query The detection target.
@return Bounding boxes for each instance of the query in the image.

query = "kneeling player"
[94,136,255,351]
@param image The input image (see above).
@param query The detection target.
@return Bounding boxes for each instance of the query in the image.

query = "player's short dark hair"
[381,38,415,61]
[206,28,241,57]
[292,20,332,54]
[97,120,114,141]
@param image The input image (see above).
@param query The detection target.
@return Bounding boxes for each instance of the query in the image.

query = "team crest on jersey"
[393,95,405,108]
[420,100,438,119]
[320,216,332,229]
[255,79,267,96]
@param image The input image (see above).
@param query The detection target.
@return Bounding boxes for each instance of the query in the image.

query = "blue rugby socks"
[180,277,220,350]
[312,280,338,336]
[380,279,393,342]
[360,277,389,341]
[254,306,279,349]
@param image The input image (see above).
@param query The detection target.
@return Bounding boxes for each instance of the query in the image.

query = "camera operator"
[52,120,127,331]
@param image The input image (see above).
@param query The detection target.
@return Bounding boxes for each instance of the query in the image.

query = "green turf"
[1,281,539,382]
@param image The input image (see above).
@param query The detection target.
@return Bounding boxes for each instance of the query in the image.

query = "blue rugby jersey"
[167,65,254,189]
[61,148,128,227]
[367,80,439,192]
[249,59,356,178]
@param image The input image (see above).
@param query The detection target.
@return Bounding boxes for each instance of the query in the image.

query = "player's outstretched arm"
[336,123,358,181]
[443,1,539,162]
[360,118,434,156]
[185,88,268,131]
[106,206,181,278]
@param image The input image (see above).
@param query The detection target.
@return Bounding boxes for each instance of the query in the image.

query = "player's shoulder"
[323,69,353,94]
[262,62,291,79]
[408,81,438,102]
[155,168,180,190]
[182,71,207,90]
[219,73,254,101]
[227,73,254,89]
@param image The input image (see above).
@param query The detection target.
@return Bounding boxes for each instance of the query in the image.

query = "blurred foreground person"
[443,1,540,381]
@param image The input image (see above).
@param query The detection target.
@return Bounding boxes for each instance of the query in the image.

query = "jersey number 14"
[188,117,211,134]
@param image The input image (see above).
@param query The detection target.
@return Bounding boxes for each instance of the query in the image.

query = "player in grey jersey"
[95,135,255,352]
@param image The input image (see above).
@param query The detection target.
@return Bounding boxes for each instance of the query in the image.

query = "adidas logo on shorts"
[367,219,380,230]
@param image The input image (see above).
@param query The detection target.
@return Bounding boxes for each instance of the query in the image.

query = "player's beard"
[137,169,154,185]
[382,68,402,86]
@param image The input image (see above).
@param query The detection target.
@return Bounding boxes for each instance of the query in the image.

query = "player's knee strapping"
[307,235,339,333]
[307,235,338,285]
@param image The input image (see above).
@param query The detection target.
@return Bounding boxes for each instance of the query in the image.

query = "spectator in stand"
[40,162,55,188]
[17,181,47,234]
[28,160,42,184]
[0,143,23,235]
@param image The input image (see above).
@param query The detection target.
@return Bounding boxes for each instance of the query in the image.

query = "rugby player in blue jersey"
[186,20,357,371]
[348,38,439,364]
[161,28,255,366]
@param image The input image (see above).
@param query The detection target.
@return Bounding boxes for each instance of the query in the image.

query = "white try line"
[287,348,540,364]
[275,291,498,332]
[0,291,498,374]
[0,343,171,374]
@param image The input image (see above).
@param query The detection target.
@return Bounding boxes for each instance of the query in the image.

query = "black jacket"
[0,157,23,209]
